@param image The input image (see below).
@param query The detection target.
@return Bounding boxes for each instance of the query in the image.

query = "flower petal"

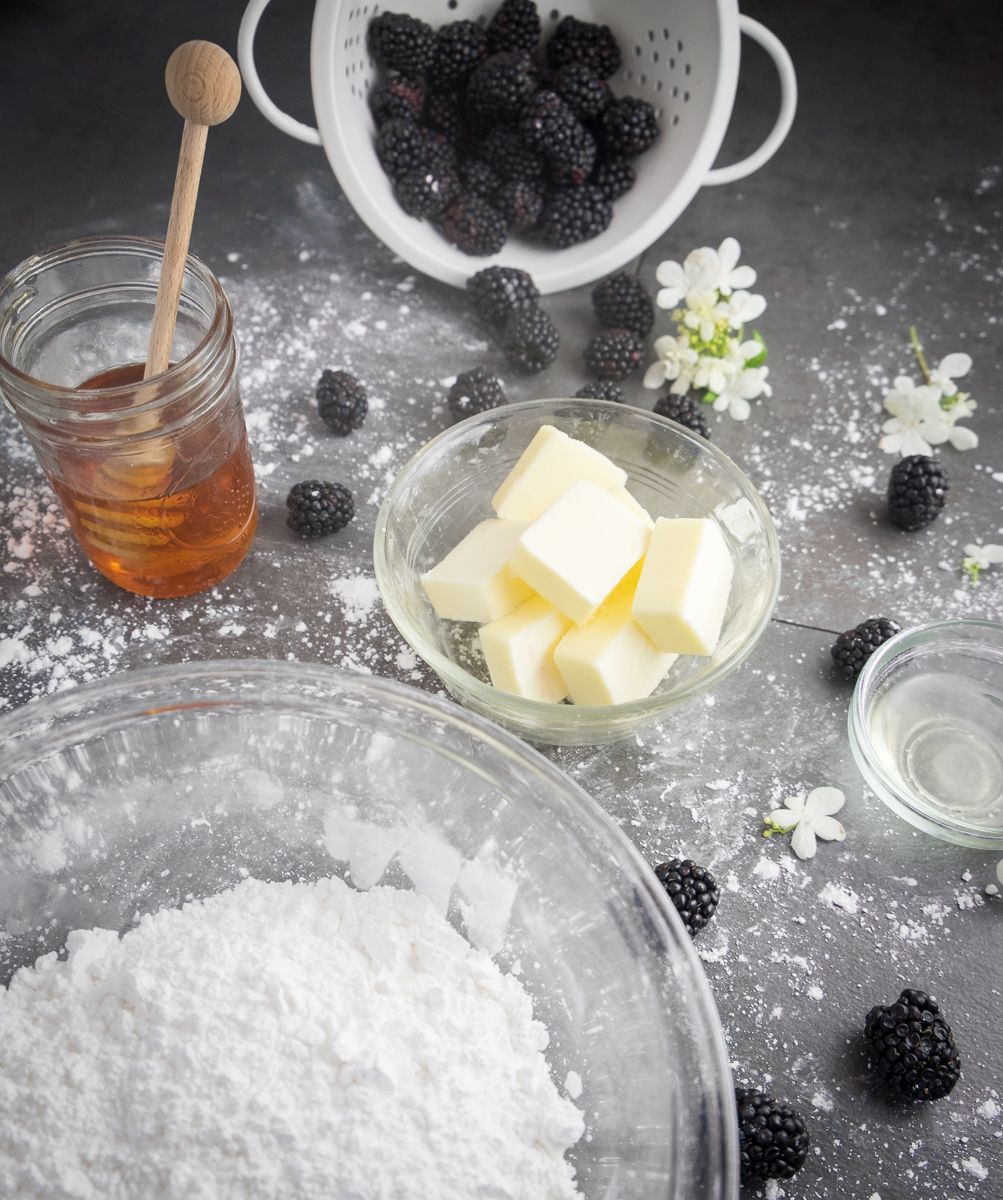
[718,237,741,272]
[656,286,684,310]
[643,362,668,389]
[948,425,979,450]
[805,786,846,816]
[893,375,918,392]
[727,396,751,421]
[767,809,800,831]
[655,260,685,288]
[810,815,846,842]
[985,545,1003,563]
[783,793,807,813]
[729,265,757,291]
[937,352,972,380]
[790,821,817,860]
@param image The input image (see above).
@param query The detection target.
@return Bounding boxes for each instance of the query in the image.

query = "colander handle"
[237,0,322,145]
[704,15,797,186]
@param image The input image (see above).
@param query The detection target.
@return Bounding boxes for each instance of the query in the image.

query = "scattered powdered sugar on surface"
[0,876,583,1199]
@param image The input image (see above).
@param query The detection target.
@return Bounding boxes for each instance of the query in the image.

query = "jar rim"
[0,234,229,408]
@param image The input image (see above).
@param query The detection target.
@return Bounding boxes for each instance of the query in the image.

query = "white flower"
[686,237,757,295]
[643,334,699,390]
[715,289,768,329]
[928,352,972,399]
[682,289,722,342]
[921,408,979,451]
[963,542,1003,585]
[964,543,1003,569]
[765,787,846,860]
[711,365,771,422]
[878,377,945,456]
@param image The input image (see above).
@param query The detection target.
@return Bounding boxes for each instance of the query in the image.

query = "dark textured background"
[2,2,1003,1197]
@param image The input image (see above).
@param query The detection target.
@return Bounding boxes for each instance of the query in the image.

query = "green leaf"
[744,330,768,369]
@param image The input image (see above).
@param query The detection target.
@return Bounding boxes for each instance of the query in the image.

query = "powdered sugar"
[0,875,583,1199]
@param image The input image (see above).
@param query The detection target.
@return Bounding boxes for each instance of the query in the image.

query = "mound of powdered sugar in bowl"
[0,875,584,1199]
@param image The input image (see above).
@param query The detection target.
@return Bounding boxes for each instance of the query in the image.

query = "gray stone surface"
[1,1,1002,1196]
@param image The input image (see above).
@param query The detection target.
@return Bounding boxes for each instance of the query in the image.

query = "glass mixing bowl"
[0,660,737,1200]
[374,398,781,746]
[848,618,1003,850]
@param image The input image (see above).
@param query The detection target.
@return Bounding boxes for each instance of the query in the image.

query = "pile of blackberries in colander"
[367,1,661,255]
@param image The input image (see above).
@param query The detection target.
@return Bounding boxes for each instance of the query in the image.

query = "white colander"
[238,0,796,294]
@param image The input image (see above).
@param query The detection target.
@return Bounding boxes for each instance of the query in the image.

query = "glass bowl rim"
[848,616,1003,847]
[373,397,782,728]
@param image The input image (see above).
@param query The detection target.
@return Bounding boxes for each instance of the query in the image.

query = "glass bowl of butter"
[375,398,781,746]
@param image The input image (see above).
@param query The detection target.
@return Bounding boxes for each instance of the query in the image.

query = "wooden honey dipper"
[145,40,241,378]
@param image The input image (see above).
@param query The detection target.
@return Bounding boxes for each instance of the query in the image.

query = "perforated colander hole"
[672,114,679,125]
[654,107,662,119]
[669,57,675,69]
[683,91,689,102]
[623,68,632,81]
[684,63,691,75]
[652,51,659,62]
[633,45,642,57]
[662,27,670,39]
[677,39,683,51]
[550,9,560,19]
[638,73,646,85]
[647,29,655,41]
[671,85,678,97]
[448,0,458,8]
[655,79,662,91]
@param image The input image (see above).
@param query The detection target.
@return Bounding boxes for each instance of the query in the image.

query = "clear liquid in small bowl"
[867,666,1003,827]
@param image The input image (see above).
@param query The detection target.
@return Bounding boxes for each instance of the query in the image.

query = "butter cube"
[492,424,627,520]
[508,480,651,626]
[632,517,735,655]
[609,484,655,530]
[421,519,533,623]
[479,595,573,703]
[554,566,677,706]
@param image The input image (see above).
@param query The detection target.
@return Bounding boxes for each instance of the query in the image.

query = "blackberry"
[519,91,595,187]
[600,97,661,158]
[286,481,354,538]
[831,617,901,681]
[495,181,544,231]
[486,0,541,55]
[888,454,949,530]
[550,62,611,122]
[316,370,368,435]
[736,1089,810,1183]
[592,272,654,337]
[654,859,720,936]
[439,194,508,256]
[482,126,545,185]
[367,12,437,76]
[394,163,461,218]
[575,381,623,403]
[422,128,459,172]
[423,91,465,143]
[502,303,560,374]
[467,51,538,122]
[467,265,540,328]
[654,393,712,440]
[369,77,424,125]
[428,20,487,92]
[448,367,507,421]
[459,158,502,201]
[864,988,961,1101]
[583,328,642,380]
[591,155,636,201]
[546,16,621,79]
[538,185,612,248]
[375,118,428,180]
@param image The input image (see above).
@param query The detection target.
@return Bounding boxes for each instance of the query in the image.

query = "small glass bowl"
[374,399,781,746]
[848,619,1003,849]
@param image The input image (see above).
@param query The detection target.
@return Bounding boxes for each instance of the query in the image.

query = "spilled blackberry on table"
[448,368,507,421]
[887,454,948,530]
[316,370,368,435]
[592,272,654,337]
[467,265,540,328]
[583,328,642,380]
[654,859,719,937]
[575,381,623,403]
[286,481,355,538]
[736,1088,810,1183]
[864,988,961,1100]
[654,393,712,440]
[502,303,560,373]
[831,617,901,681]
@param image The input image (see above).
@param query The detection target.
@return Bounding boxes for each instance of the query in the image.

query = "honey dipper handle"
[145,42,241,380]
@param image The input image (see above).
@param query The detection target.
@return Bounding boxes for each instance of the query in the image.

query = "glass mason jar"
[0,235,257,598]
